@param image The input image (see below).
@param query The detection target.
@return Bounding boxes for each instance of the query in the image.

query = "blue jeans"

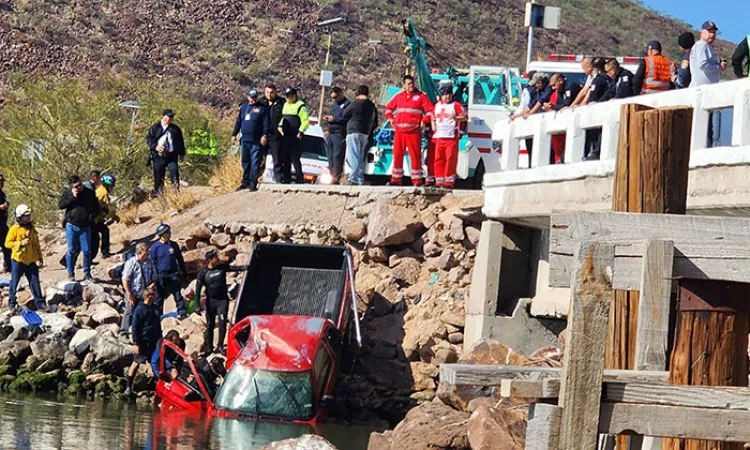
[158,274,185,315]
[9,261,45,309]
[346,133,369,184]
[65,223,91,278]
[240,142,263,188]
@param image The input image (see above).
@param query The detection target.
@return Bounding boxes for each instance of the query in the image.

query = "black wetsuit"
[196,264,247,351]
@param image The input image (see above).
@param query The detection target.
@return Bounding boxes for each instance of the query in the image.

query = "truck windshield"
[214,364,315,421]
[472,70,509,107]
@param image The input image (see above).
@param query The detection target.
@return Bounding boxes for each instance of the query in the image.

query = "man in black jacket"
[342,85,378,185]
[146,109,186,197]
[324,87,351,184]
[601,59,635,102]
[731,35,750,78]
[261,84,287,183]
[59,176,101,282]
[0,175,10,273]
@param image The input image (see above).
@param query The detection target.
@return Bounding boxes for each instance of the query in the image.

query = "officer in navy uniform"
[583,58,609,161]
[601,59,636,101]
[232,88,270,191]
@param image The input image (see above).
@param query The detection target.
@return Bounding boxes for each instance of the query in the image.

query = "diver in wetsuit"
[190,356,227,400]
[195,249,248,356]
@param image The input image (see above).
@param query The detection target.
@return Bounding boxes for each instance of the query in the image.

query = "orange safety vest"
[641,55,676,94]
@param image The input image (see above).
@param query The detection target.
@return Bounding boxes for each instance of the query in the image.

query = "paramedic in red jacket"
[385,75,434,186]
[431,85,467,189]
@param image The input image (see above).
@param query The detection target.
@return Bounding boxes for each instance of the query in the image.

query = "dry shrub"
[118,205,139,226]
[158,185,200,213]
[209,156,242,195]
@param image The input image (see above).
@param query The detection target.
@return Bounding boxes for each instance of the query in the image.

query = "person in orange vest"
[385,75,434,186]
[431,85,467,189]
[633,41,676,95]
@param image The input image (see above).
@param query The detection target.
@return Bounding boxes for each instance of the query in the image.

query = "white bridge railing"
[487,78,750,187]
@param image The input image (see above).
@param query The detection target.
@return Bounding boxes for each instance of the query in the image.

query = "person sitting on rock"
[150,329,184,381]
[125,285,162,397]
[4,204,45,314]
[150,223,187,318]
[196,249,249,356]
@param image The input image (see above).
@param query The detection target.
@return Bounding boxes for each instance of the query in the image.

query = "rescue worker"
[262,84,286,183]
[579,58,608,161]
[542,74,581,164]
[675,32,695,88]
[384,75,434,186]
[571,57,595,107]
[145,109,186,197]
[150,329,183,381]
[509,73,538,167]
[192,356,226,400]
[196,249,249,356]
[633,41,676,95]
[731,34,750,78]
[125,285,161,397]
[120,242,159,343]
[601,59,635,101]
[278,88,310,184]
[324,87,351,184]
[150,223,187,318]
[59,175,101,282]
[4,205,45,314]
[431,85,467,189]
[91,173,117,261]
[232,88,270,191]
[0,174,11,274]
[522,73,552,117]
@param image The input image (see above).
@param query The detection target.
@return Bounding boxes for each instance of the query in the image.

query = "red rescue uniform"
[432,100,464,188]
[385,89,434,185]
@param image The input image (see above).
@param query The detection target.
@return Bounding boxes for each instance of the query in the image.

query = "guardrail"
[487,78,750,187]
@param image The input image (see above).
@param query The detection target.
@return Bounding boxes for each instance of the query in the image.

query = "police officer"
[324,87,351,184]
[731,34,750,78]
[150,223,187,318]
[278,88,310,184]
[675,32,695,88]
[232,88,270,191]
[195,249,248,356]
[601,59,635,101]
[582,58,609,161]
[262,84,287,183]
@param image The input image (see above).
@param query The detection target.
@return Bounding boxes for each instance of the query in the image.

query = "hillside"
[0,0,737,109]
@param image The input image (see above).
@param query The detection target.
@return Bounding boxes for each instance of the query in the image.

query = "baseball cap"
[647,40,662,52]
[530,72,548,85]
[247,88,259,98]
[162,109,175,118]
[439,85,452,95]
[284,87,298,96]
[702,20,718,31]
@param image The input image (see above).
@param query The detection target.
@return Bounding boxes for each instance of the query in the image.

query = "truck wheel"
[472,161,486,190]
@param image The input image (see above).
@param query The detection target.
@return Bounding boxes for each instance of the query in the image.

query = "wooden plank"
[627,110,644,214]
[500,379,561,398]
[661,107,692,215]
[525,404,561,450]
[558,242,615,450]
[439,364,669,387]
[606,382,750,411]
[633,240,674,372]
[599,402,750,442]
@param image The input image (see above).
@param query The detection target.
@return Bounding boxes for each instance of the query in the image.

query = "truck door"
[154,340,214,412]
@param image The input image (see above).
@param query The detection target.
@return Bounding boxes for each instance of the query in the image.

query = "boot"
[124,375,134,397]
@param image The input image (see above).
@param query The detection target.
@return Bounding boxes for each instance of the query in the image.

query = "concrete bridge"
[484,78,750,228]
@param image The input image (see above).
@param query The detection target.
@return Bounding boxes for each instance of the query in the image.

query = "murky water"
[0,394,377,450]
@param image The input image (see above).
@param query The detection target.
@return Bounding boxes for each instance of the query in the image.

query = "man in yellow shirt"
[4,204,45,313]
[91,173,117,260]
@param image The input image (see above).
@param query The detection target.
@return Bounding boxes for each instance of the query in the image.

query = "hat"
[647,40,662,52]
[162,109,175,118]
[702,20,718,31]
[247,88,259,98]
[155,222,171,236]
[205,249,218,261]
[284,87,298,96]
[530,72,548,85]
[439,85,452,95]
[14,204,31,218]
[678,32,696,49]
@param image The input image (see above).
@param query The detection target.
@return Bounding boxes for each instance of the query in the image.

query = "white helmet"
[14,204,31,218]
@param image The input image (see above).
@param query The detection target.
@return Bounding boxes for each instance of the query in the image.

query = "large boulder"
[375,401,471,450]
[87,303,120,325]
[69,329,98,351]
[466,398,526,450]
[31,331,72,361]
[88,333,135,371]
[343,219,368,242]
[39,313,75,334]
[367,199,423,247]
[257,435,338,450]
[0,341,32,367]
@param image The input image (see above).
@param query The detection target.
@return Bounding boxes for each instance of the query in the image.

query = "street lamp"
[316,17,346,121]
[118,100,141,146]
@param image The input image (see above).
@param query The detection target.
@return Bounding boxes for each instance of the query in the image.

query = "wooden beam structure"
[526,404,561,450]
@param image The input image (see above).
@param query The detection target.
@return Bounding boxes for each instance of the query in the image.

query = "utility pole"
[316,17,346,122]
[526,0,536,71]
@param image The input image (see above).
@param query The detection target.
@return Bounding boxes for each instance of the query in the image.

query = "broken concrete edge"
[467,220,503,316]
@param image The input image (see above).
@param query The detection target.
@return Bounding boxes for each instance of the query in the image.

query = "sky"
[642,0,747,44]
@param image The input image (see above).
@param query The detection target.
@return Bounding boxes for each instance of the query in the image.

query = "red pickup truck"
[154,243,361,424]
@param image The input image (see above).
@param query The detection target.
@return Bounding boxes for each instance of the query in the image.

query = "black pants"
[268,138,287,183]
[153,155,180,195]
[326,133,346,179]
[282,135,304,183]
[205,297,229,350]
[584,129,602,159]
[0,226,10,272]
[90,222,110,260]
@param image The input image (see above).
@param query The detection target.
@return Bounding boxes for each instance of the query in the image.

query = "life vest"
[641,55,675,94]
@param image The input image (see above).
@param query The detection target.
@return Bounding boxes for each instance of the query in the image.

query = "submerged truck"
[154,243,361,424]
